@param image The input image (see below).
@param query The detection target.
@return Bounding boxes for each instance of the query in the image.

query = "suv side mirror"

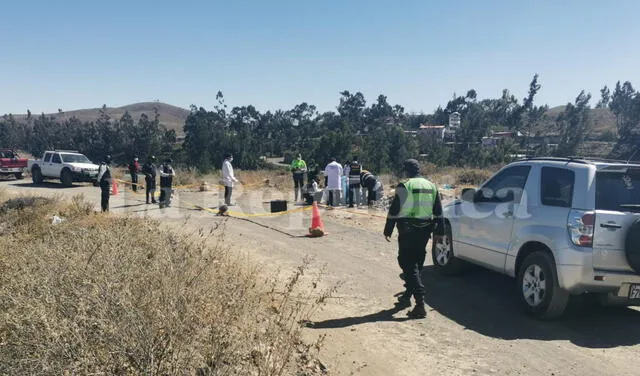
[461,188,476,202]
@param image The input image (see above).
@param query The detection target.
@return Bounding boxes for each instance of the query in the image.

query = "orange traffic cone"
[307,202,325,237]
[111,179,119,196]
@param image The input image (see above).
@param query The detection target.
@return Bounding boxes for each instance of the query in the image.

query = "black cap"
[403,159,420,175]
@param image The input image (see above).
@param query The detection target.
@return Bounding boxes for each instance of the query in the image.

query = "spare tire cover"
[625,218,640,274]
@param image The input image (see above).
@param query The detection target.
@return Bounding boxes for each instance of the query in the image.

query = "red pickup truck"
[0,149,27,179]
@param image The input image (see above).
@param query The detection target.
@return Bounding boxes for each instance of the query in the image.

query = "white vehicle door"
[41,152,54,176]
[456,165,532,272]
[48,153,63,177]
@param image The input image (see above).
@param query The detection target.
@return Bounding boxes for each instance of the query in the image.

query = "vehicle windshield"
[596,171,640,212]
[60,153,91,164]
[0,151,16,158]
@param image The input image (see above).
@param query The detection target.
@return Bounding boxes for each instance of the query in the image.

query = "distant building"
[418,124,446,143]
[449,112,461,128]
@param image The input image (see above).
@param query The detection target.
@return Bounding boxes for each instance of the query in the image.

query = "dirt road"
[3,179,639,376]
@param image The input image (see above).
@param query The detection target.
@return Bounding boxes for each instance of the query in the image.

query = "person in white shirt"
[221,153,238,206]
[323,157,343,207]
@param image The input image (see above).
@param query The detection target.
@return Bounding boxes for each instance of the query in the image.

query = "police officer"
[383,159,444,319]
[158,158,175,208]
[347,156,362,208]
[96,155,112,212]
[142,156,157,204]
[290,154,307,202]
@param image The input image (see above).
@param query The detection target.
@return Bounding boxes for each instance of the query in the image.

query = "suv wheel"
[32,168,43,184]
[517,251,569,319]
[60,169,73,187]
[431,224,463,275]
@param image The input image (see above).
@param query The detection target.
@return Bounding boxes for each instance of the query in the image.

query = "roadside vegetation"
[0,193,333,375]
[3,79,640,175]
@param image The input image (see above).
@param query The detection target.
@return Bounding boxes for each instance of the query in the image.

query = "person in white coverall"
[221,153,238,206]
[324,157,343,207]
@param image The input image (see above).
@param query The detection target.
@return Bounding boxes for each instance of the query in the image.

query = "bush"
[456,169,493,185]
[0,196,331,375]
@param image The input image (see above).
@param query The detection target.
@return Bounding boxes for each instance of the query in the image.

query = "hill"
[533,106,617,138]
[9,102,190,134]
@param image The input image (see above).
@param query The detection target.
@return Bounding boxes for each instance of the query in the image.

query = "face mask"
[229,158,234,162]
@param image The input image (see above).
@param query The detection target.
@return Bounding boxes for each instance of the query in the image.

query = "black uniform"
[384,161,445,318]
[348,160,361,207]
[158,162,174,208]
[128,159,140,192]
[97,162,112,212]
[142,161,157,204]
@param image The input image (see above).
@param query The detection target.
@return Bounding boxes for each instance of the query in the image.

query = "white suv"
[434,157,640,318]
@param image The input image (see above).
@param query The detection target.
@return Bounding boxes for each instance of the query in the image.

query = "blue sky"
[1,0,639,115]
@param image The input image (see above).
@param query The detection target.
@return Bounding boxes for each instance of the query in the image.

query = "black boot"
[407,303,427,319]
[396,290,412,308]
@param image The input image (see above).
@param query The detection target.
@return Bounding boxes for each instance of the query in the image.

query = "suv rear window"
[541,167,574,208]
[596,170,640,212]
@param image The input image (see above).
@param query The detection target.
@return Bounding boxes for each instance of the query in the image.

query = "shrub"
[0,196,331,375]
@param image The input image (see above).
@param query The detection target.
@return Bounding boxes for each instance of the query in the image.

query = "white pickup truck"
[28,150,100,187]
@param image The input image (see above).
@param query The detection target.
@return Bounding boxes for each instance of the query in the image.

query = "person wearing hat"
[158,158,175,208]
[96,155,112,212]
[142,155,157,204]
[383,158,445,319]
[128,155,141,192]
[290,153,307,202]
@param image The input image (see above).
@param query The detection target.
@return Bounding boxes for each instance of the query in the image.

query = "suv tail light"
[568,210,594,247]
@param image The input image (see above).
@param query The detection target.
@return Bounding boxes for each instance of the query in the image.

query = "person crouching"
[360,170,384,208]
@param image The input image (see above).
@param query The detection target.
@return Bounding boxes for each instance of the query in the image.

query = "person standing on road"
[128,155,141,192]
[221,153,238,206]
[96,155,112,212]
[384,159,445,319]
[142,156,157,204]
[323,157,343,208]
[290,154,307,202]
[347,156,362,208]
[158,158,175,208]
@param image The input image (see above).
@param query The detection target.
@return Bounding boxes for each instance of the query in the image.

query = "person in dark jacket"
[128,156,141,192]
[142,156,157,204]
[347,156,362,208]
[158,158,175,208]
[96,155,112,212]
[360,170,384,208]
[384,159,445,319]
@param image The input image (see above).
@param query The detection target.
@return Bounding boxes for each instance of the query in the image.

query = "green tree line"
[2,77,639,172]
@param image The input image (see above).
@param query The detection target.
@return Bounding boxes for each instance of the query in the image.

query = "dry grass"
[0,194,332,375]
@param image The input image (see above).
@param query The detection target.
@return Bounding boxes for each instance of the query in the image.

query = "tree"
[596,85,611,109]
[556,90,592,157]
[609,81,640,160]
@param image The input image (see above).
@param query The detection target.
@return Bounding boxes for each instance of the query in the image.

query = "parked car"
[28,150,100,187]
[434,157,640,319]
[0,149,28,179]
